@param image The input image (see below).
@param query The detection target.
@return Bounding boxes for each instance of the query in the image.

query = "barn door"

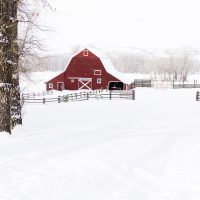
[78,78,92,90]
[57,82,64,91]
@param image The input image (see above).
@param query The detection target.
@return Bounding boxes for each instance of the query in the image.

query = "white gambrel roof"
[65,47,133,84]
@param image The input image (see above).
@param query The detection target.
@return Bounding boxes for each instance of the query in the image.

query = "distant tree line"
[28,46,200,81]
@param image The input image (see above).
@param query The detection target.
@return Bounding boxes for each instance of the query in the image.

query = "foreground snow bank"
[0,88,200,200]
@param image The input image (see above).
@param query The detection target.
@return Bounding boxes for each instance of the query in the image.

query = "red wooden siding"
[46,48,122,91]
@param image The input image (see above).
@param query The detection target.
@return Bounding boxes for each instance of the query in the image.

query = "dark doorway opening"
[109,81,124,90]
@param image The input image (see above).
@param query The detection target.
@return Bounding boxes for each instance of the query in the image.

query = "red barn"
[46,48,129,91]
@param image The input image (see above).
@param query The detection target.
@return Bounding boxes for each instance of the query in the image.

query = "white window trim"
[97,78,101,84]
[94,70,102,75]
[83,50,88,56]
[49,83,53,88]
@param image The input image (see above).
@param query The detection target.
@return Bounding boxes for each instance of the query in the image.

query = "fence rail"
[130,79,200,89]
[131,79,152,88]
[22,97,61,104]
[21,90,53,98]
[21,90,135,104]
[173,80,200,89]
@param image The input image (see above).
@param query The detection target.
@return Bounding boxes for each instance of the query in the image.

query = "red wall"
[46,49,121,91]
[46,73,64,91]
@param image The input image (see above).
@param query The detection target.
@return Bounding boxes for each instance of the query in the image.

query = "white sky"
[40,0,200,53]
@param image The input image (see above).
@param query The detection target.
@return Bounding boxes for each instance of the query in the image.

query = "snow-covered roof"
[65,47,133,84]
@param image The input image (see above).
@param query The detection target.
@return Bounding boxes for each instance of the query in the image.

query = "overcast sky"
[40,0,200,53]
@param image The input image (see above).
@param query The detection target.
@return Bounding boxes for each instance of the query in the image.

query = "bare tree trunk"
[0,0,21,134]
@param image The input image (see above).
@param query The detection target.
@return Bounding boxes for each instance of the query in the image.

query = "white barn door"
[78,78,92,90]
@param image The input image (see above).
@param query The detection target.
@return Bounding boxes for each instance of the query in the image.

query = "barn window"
[49,83,53,88]
[71,79,74,83]
[83,50,88,56]
[97,78,101,84]
[94,70,102,75]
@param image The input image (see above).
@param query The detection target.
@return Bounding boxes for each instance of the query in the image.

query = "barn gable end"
[46,48,127,91]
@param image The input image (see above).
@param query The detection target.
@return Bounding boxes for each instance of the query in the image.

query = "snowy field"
[0,73,200,200]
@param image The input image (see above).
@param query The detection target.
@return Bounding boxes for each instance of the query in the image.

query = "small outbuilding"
[46,48,130,91]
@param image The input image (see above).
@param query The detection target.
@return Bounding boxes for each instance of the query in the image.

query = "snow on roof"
[100,57,133,84]
[89,47,136,84]
[65,47,134,84]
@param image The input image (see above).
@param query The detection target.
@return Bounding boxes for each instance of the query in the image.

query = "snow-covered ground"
[1,72,200,200]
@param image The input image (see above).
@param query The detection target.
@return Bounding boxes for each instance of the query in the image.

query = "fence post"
[21,96,25,105]
[196,91,199,101]
[195,80,197,88]
[87,92,89,100]
[109,90,112,100]
[132,90,135,100]
[43,98,46,104]
[58,96,61,103]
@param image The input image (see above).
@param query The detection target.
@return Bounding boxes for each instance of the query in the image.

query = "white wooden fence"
[21,90,135,104]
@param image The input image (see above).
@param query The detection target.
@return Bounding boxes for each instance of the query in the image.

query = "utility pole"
[0,0,21,134]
